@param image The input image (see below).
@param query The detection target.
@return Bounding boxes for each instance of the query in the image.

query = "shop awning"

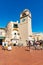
[0,36,5,39]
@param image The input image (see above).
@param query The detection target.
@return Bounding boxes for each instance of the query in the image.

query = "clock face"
[22,18,26,22]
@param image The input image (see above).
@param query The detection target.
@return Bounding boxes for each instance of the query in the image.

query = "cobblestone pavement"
[0,46,43,65]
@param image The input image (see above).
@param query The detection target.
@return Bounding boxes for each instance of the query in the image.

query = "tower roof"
[20,9,31,18]
[23,9,30,13]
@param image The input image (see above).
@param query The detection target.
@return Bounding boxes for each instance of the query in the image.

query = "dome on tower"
[20,9,31,18]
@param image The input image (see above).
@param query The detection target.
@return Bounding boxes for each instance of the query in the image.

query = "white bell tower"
[19,9,32,46]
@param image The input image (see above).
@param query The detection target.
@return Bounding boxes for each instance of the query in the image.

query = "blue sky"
[0,0,43,32]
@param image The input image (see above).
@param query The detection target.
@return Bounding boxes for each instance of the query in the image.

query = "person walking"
[2,41,5,49]
[28,41,31,51]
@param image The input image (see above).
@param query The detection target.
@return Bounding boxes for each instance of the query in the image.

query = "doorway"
[0,39,2,45]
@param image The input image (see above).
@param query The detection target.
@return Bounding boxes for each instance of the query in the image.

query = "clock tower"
[19,9,32,46]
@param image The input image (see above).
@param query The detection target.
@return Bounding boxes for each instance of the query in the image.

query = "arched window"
[22,12,26,17]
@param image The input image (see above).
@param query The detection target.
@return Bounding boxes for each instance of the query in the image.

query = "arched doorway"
[0,39,2,45]
[0,36,5,45]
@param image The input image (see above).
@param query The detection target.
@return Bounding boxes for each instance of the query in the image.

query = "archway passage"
[0,39,2,45]
[0,36,5,45]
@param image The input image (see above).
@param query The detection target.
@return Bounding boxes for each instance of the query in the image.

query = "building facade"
[5,21,20,45]
[0,28,6,45]
[0,9,43,46]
